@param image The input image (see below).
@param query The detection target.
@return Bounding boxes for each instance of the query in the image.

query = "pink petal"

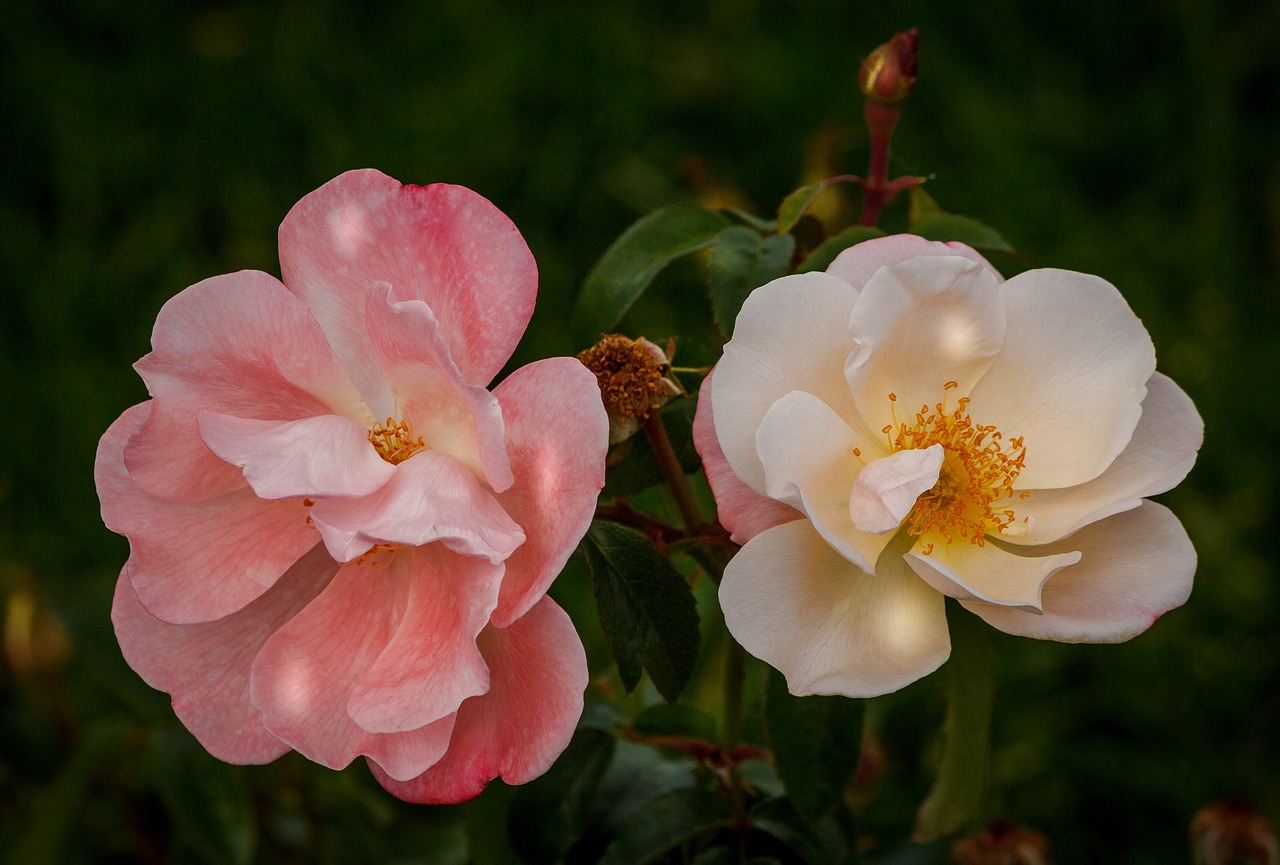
[849,445,944,535]
[111,542,338,764]
[826,234,1002,290]
[278,169,537,393]
[249,553,482,776]
[371,596,587,804]
[348,544,502,733]
[962,501,1195,642]
[98,403,321,624]
[692,367,801,545]
[308,450,525,564]
[363,284,513,492]
[126,270,365,503]
[197,412,395,500]
[488,357,609,628]
[720,519,950,697]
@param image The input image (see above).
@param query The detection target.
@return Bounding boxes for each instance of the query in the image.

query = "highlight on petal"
[962,502,1194,642]
[849,444,944,534]
[197,412,395,501]
[308,450,525,564]
[99,404,320,624]
[112,543,338,765]
[721,520,951,698]
[363,284,513,492]
[371,596,588,804]
[826,234,1001,291]
[906,540,1080,612]
[1007,372,1203,544]
[693,369,800,545]
[126,270,366,503]
[489,357,609,628]
[968,268,1157,489]
[756,390,886,572]
[279,169,537,391]
[712,271,865,494]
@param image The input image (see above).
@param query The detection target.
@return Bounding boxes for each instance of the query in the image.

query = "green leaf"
[776,176,854,234]
[749,798,849,865]
[709,226,795,337]
[573,206,730,341]
[583,520,701,701]
[601,400,700,499]
[764,669,864,823]
[907,186,942,225]
[909,214,1015,254]
[464,784,521,865]
[599,788,735,865]
[795,226,886,273]
[151,729,255,865]
[509,727,617,864]
[633,703,719,742]
[912,603,996,842]
[722,208,779,233]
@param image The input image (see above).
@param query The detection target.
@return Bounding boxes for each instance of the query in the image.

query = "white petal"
[1008,373,1203,544]
[827,235,1003,290]
[845,255,1006,434]
[849,445,944,534]
[968,269,1156,489]
[908,541,1080,612]
[712,272,863,495]
[720,520,950,698]
[961,502,1194,642]
[756,391,888,572]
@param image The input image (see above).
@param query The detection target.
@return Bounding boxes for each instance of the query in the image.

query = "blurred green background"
[2,0,1278,862]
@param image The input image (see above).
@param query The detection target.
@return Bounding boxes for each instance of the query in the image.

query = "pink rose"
[97,169,607,803]
[695,235,1200,697]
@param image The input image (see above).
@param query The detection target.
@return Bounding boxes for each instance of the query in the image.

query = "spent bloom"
[694,234,1201,697]
[98,169,607,802]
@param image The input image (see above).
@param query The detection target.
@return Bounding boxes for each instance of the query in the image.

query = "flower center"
[368,417,425,465]
[878,383,1028,549]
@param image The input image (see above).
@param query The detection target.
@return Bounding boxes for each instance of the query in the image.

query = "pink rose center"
[368,417,425,465]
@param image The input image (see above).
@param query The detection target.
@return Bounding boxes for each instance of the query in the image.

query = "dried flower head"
[578,335,681,444]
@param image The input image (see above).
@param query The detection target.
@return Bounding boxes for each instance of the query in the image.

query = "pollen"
[368,417,425,465]
[885,388,1029,546]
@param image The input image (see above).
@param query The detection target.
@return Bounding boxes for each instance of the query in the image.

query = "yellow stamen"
[368,417,425,465]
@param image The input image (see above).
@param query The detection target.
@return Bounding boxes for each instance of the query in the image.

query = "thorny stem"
[643,411,708,535]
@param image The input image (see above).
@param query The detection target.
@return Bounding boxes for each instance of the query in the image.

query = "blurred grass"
[1,0,1277,861]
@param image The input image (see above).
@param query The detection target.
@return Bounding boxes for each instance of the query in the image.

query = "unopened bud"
[951,820,1052,865]
[578,335,681,445]
[1191,799,1278,865]
[858,28,919,105]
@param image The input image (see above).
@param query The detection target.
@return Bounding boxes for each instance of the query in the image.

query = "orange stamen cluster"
[368,417,425,465]
[882,383,1028,548]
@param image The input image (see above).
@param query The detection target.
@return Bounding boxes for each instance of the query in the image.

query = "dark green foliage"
[708,226,795,337]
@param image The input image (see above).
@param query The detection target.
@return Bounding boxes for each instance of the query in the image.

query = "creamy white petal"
[721,520,950,698]
[908,541,1080,612]
[1007,373,1203,544]
[713,272,864,495]
[961,502,1194,642]
[827,235,1002,291]
[850,445,944,534]
[846,256,1006,434]
[968,269,1156,489]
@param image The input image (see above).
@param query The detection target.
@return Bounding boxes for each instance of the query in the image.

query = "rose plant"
[97,169,608,803]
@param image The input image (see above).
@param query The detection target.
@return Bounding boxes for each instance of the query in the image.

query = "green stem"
[722,638,747,749]
[643,411,706,534]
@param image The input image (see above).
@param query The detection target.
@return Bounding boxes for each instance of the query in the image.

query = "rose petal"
[197,412,395,500]
[1008,372,1203,544]
[488,358,609,628]
[308,450,525,564]
[721,519,950,698]
[968,269,1157,489]
[126,270,365,503]
[961,501,1195,642]
[370,596,587,804]
[845,255,1006,434]
[364,285,514,492]
[98,403,320,624]
[278,169,537,396]
[249,553,467,776]
[849,444,945,535]
[756,390,889,572]
[693,369,799,545]
[349,544,502,733]
[906,540,1080,612]
[713,272,866,495]
[826,234,1002,290]
[112,542,338,764]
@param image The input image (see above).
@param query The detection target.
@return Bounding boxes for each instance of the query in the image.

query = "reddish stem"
[858,100,902,227]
